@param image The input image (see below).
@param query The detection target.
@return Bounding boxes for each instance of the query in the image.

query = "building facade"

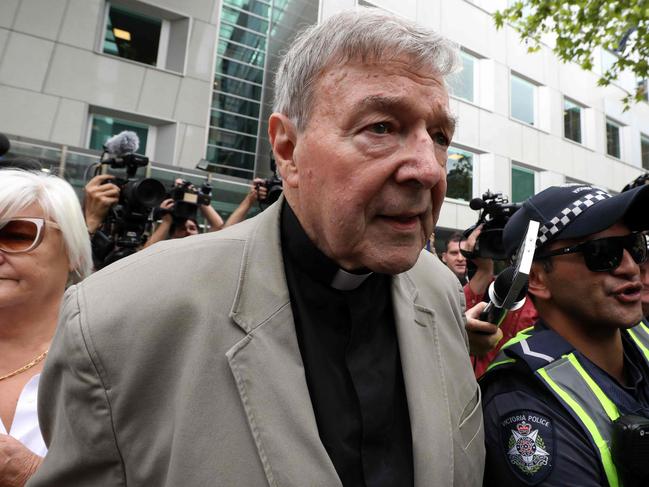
[1,0,647,232]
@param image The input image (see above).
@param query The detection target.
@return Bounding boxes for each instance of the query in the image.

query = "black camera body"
[255,175,283,209]
[167,180,212,221]
[463,190,521,260]
[612,414,649,483]
[95,151,166,268]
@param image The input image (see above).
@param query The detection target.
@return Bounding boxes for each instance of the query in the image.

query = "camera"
[93,132,166,267]
[255,155,283,210]
[166,179,213,221]
[463,190,521,260]
[255,175,283,209]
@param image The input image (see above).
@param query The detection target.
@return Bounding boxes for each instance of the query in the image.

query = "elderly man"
[29,9,484,487]
[481,184,649,486]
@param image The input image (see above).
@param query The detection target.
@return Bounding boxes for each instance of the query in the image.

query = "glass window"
[208,128,258,153]
[89,115,149,154]
[213,74,262,100]
[606,119,621,158]
[103,6,161,66]
[225,0,271,18]
[216,56,265,85]
[205,146,256,177]
[510,74,535,125]
[210,109,259,136]
[446,147,473,201]
[211,92,260,118]
[511,165,535,203]
[218,39,266,67]
[564,98,582,143]
[222,5,269,34]
[641,134,649,170]
[448,51,476,103]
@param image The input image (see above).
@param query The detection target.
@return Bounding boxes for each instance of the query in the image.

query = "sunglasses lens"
[628,233,648,265]
[0,220,39,252]
[582,234,648,272]
[582,238,622,272]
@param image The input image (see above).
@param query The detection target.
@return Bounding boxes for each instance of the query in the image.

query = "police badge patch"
[500,410,554,485]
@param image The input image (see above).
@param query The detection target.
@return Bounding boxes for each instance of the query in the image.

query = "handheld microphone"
[480,267,528,325]
[478,220,539,326]
[103,131,140,157]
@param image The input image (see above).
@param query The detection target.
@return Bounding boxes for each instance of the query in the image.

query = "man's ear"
[528,261,551,301]
[440,252,448,264]
[268,113,298,188]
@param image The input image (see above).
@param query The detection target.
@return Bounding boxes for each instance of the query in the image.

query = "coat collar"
[226,198,453,486]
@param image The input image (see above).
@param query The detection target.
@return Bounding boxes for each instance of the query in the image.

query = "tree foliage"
[494,1,649,108]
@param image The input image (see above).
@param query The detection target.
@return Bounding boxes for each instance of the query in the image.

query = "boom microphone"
[469,197,484,210]
[104,131,140,156]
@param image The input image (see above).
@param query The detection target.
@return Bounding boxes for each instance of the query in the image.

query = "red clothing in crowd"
[464,283,538,378]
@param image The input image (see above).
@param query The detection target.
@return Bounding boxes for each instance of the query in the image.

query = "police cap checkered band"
[536,190,610,247]
[502,184,649,257]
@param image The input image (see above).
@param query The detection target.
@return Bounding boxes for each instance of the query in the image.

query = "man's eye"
[368,122,392,135]
[432,132,450,147]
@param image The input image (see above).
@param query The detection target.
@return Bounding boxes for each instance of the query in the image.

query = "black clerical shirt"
[280,203,414,487]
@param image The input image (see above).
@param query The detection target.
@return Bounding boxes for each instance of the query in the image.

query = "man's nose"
[394,127,444,188]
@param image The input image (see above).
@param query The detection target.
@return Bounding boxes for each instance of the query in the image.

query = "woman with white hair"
[0,168,92,486]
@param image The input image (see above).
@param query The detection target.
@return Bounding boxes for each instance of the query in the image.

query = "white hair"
[273,8,460,130]
[0,169,92,281]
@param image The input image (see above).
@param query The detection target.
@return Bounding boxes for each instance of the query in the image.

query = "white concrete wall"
[0,0,219,168]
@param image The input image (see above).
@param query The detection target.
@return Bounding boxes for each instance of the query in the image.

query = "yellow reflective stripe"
[628,328,649,364]
[501,326,535,349]
[565,354,620,422]
[639,320,649,333]
[486,358,516,372]
[538,368,620,487]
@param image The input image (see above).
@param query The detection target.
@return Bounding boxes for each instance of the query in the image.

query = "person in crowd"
[460,224,537,377]
[0,169,92,487]
[481,183,649,486]
[29,9,485,486]
[441,232,468,283]
[143,178,269,249]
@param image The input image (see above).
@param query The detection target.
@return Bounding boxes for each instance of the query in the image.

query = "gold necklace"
[0,349,49,381]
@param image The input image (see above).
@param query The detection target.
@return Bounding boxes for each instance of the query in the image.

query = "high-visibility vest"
[484,321,649,487]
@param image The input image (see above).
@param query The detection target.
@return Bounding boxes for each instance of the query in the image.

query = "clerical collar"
[281,202,373,290]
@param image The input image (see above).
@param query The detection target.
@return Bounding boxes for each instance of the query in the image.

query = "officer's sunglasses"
[0,217,61,254]
[534,232,648,272]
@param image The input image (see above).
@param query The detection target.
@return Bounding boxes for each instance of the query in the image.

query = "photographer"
[143,195,223,249]
[83,174,120,238]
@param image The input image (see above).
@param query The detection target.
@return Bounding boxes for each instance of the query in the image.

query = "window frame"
[640,133,649,170]
[86,113,156,158]
[449,49,479,104]
[511,163,537,204]
[98,1,190,74]
[563,97,584,145]
[605,117,622,160]
[445,146,476,203]
[510,72,538,126]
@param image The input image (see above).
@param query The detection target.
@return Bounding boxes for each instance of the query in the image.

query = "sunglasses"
[0,217,61,254]
[534,232,648,272]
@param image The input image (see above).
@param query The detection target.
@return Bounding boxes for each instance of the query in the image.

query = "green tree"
[494,1,649,108]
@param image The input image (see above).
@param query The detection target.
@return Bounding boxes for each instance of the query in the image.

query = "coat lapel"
[225,200,341,487]
[392,273,454,487]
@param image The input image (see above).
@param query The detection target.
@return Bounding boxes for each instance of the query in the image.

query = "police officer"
[481,183,649,486]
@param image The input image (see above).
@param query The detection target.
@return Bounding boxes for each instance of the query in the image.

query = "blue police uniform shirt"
[481,321,649,487]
